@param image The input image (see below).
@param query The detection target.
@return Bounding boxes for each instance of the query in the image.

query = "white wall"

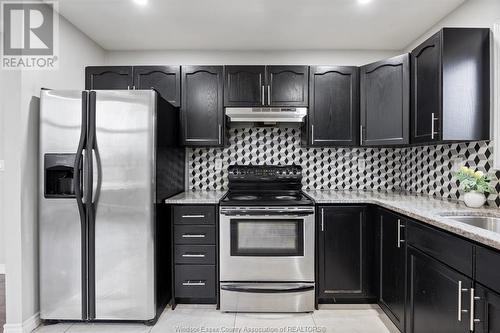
[105,49,399,67]
[0,66,5,272]
[1,12,105,331]
[405,0,500,51]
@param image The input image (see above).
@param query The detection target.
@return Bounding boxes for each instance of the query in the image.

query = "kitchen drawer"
[174,245,216,265]
[476,246,500,293]
[407,221,473,277]
[175,265,216,299]
[173,205,216,225]
[174,225,216,245]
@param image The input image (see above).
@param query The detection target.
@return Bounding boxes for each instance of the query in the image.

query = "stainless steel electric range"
[219,165,315,313]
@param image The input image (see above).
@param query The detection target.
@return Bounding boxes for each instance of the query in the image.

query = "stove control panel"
[228,165,302,181]
[227,165,304,193]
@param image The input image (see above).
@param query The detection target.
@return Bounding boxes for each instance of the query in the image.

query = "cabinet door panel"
[181,66,223,146]
[318,206,368,301]
[361,54,409,146]
[406,247,471,333]
[309,66,359,147]
[267,66,308,106]
[411,32,442,144]
[475,285,500,333]
[378,210,405,331]
[224,66,265,106]
[85,66,133,90]
[134,66,180,106]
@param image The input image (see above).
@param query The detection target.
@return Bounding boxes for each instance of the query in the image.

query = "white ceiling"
[56,0,467,51]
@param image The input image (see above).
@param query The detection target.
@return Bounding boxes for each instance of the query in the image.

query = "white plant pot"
[463,191,486,208]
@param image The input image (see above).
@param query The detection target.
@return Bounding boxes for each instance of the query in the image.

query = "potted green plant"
[456,166,492,208]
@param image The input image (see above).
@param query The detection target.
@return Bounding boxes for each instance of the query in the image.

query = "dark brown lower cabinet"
[317,206,375,303]
[378,209,406,331]
[474,284,500,333]
[172,205,217,307]
[406,246,472,333]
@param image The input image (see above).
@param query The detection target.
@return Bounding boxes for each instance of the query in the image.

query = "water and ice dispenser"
[44,154,81,198]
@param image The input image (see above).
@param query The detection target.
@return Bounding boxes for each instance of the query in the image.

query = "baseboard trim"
[3,312,41,333]
[0,264,5,274]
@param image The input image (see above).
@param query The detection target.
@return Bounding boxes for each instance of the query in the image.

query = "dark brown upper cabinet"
[223,65,309,107]
[181,66,224,147]
[267,66,309,107]
[360,54,409,146]
[85,66,181,106]
[224,66,266,107]
[85,66,133,90]
[411,28,490,144]
[304,66,359,147]
[133,66,181,107]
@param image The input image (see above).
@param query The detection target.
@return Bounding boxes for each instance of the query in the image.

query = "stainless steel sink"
[440,214,500,233]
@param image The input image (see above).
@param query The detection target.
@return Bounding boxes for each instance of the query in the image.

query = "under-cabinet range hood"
[225,107,307,126]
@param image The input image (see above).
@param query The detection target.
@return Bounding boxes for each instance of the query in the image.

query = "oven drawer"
[174,225,216,245]
[174,245,216,265]
[175,265,216,299]
[220,282,315,312]
[173,205,216,225]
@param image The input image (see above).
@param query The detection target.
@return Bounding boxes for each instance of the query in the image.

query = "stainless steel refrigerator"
[39,90,184,323]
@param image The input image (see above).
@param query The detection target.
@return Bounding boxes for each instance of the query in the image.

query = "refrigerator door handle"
[75,91,89,319]
[75,92,87,218]
[87,92,102,207]
[91,147,102,205]
[87,91,96,205]
[86,91,97,319]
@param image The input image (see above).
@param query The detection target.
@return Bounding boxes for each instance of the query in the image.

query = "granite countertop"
[305,190,500,250]
[164,190,227,204]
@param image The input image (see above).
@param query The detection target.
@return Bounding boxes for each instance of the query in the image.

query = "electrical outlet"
[0,160,4,171]
[358,159,366,171]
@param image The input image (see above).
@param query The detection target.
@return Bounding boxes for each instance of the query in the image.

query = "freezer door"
[92,90,156,320]
[39,90,86,320]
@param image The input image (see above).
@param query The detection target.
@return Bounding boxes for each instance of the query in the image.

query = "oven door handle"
[220,211,314,217]
[220,284,314,293]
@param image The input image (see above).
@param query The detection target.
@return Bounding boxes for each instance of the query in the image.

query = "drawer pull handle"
[182,253,206,258]
[182,234,206,238]
[182,214,205,218]
[183,280,206,286]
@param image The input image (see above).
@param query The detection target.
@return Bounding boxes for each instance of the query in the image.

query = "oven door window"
[230,219,304,256]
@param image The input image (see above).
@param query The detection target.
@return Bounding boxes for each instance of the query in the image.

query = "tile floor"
[33,304,399,333]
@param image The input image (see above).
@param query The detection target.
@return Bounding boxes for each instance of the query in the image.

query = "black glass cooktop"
[220,190,314,206]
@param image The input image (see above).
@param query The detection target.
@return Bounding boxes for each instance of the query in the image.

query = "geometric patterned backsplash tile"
[401,141,500,207]
[188,127,500,207]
